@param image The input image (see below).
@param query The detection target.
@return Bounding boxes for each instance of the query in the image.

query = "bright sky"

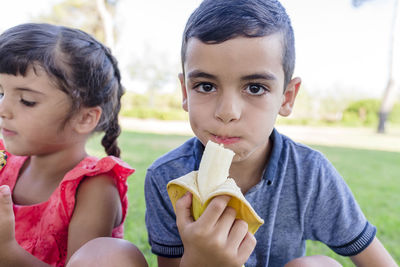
[0,0,396,98]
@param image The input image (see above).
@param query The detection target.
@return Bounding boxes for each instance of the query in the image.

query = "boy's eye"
[195,83,216,93]
[20,98,36,107]
[245,84,267,96]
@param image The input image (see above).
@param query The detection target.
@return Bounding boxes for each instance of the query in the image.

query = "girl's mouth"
[1,128,17,137]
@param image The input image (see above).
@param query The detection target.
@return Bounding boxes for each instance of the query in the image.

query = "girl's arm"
[0,175,122,266]
[66,174,122,263]
[350,237,398,267]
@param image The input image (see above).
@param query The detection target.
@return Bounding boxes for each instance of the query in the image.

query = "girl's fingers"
[0,185,12,205]
[0,185,15,244]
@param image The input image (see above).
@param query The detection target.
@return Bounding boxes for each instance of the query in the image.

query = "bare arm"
[0,175,121,266]
[66,174,122,262]
[350,237,398,267]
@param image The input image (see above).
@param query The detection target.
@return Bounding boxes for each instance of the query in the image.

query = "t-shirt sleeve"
[304,154,376,256]
[145,167,184,257]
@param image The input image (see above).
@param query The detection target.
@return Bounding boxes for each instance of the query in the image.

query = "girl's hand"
[176,192,256,267]
[0,185,53,266]
[0,185,15,243]
[0,185,18,260]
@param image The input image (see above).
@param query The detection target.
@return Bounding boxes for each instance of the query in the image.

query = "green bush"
[121,91,187,120]
[341,99,400,126]
[342,99,380,126]
[121,107,188,121]
[389,103,400,124]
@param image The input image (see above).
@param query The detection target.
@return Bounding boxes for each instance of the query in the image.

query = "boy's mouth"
[212,134,240,145]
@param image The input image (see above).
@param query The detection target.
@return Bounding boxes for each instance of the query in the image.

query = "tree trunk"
[378,0,400,133]
[96,0,115,51]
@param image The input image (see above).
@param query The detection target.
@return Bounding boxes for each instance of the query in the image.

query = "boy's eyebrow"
[187,70,217,80]
[241,73,277,81]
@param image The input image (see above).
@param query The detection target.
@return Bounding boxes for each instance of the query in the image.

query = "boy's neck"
[229,140,272,194]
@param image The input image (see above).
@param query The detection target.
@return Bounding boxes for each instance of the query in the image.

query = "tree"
[352,0,400,133]
[36,0,117,50]
[96,0,116,50]
[128,46,178,107]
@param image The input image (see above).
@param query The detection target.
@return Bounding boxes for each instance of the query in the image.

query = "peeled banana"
[167,140,264,234]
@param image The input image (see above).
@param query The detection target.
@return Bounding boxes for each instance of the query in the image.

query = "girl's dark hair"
[181,0,295,89]
[0,23,123,157]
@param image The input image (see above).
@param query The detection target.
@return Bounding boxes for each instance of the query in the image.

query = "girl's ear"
[179,73,188,112]
[73,106,102,134]
[279,77,301,117]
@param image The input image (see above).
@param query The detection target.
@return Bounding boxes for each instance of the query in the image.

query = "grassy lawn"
[87,130,400,266]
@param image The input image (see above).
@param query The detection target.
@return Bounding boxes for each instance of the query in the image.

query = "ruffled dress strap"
[59,156,135,223]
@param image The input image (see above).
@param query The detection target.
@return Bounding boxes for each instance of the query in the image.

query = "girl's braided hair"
[0,23,123,157]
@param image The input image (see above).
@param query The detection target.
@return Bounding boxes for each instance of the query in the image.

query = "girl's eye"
[195,83,216,93]
[20,98,36,107]
[245,84,268,96]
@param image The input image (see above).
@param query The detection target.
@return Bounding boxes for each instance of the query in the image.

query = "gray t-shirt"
[144,129,376,266]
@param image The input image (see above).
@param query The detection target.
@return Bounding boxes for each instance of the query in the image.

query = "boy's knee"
[67,237,148,267]
[284,255,342,267]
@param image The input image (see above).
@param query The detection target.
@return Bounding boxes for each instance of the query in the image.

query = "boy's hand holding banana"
[167,140,264,235]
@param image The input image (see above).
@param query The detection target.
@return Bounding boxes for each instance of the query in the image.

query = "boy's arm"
[350,237,398,267]
[166,192,256,267]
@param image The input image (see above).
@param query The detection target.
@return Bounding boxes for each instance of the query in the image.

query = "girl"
[0,23,147,266]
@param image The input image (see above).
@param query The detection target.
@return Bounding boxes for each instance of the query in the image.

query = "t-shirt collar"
[262,128,283,186]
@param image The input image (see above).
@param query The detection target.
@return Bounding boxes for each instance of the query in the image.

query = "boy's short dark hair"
[181,0,295,89]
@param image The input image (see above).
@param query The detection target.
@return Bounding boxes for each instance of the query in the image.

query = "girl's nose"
[0,97,12,119]
[214,92,241,124]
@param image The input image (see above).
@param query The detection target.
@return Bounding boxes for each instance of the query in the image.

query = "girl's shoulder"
[64,155,134,182]
[57,156,135,221]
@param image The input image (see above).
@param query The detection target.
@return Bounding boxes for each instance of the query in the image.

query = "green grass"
[87,131,400,266]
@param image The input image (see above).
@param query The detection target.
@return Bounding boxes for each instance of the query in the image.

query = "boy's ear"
[73,106,102,134]
[179,73,188,112]
[279,77,301,117]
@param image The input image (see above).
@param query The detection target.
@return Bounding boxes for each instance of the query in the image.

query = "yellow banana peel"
[167,141,264,234]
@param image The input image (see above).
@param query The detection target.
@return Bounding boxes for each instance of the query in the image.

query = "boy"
[144,0,398,266]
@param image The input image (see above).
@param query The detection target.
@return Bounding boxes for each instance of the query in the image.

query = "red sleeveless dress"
[0,140,134,266]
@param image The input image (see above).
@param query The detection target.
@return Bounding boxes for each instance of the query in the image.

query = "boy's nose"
[214,92,241,123]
